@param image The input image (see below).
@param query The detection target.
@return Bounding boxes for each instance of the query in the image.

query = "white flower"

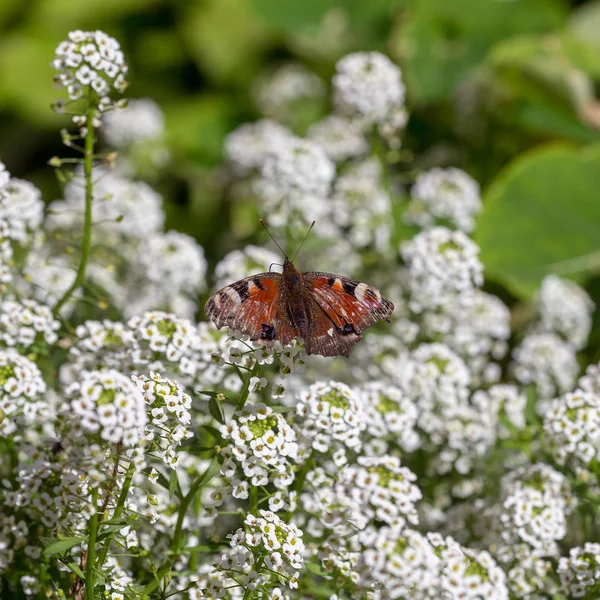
[224,119,293,175]
[0,298,60,349]
[407,167,482,232]
[401,226,484,312]
[103,98,165,146]
[0,349,46,435]
[512,332,579,400]
[536,275,594,350]
[0,160,10,189]
[544,390,600,468]
[307,115,368,162]
[333,52,405,125]
[0,179,44,243]
[558,543,600,598]
[65,369,147,447]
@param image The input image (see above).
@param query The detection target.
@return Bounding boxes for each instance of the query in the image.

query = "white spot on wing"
[224,287,242,306]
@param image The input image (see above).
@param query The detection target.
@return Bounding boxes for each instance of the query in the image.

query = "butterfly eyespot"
[261,324,276,340]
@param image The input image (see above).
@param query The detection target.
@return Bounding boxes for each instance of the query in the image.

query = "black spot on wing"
[338,323,355,335]
[326,276,336,287]
[252,277,265,290]
[261,323,276,340]
[230,280,250,302]
[342,280,358,297]
[365,287,378,300]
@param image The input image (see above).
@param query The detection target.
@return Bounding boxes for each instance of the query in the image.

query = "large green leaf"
[476,143,600,298]
[391,0,566,105]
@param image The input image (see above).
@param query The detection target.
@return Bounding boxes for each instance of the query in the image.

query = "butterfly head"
[283,257,302,287]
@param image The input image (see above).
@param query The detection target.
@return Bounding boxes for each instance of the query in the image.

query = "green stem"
[235,365,257,411]
[85,487,99,600]
[53,101,96,316]
[249,485,258,515]
[96,457,136,569]
[285,450,316,521]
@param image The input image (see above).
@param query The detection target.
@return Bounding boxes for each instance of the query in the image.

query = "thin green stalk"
[53,101,96,316]
[249,485,258,515]
[85,487,99,600]
[96,458,136,569]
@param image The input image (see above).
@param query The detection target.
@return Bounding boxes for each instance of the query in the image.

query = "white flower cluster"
[128,231,207,319]
[544,390,600,468]
[512,332,579,400]
[219,403,298,493]
[48,168,165,242]
[406,167,482,232]
[0,161,9,189]
[0,219,14,288]
[536,275,594,350]
[427,533,509,600]
[0,178,44,244]
[253,63,325,121]
[342,455,421,529]
[134,372,193,468]
[357,526,441,599]
[359,381,420,452]
[0,298,60,349]
[52,30,128,104]
[421,290,511,384]
[333,52,405,126]
[103,98,165,147]
[0,349,46,435]
[254,137,335,229]
[224,120,293,176]
[578,361,600,395]
[307,115,368,162]
[330,159,392,251]
[296,381,365,457]
[401,226,484,312]
[65,368,147,447]
[558,543,600,599]
[201,511,304,597]
[496,463,574,559]
[471,384,526,439]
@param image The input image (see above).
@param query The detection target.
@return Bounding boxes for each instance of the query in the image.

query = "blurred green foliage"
[1,0,600,307]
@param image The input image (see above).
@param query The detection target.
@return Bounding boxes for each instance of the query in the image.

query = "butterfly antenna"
[291,221,316,262]
[259,219,287,258]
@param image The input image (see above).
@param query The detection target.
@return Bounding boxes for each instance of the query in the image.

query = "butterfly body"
[205,257,394,357]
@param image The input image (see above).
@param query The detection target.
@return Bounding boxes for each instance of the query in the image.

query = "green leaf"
[476,143,600,298]
[208,396,226,425]
[168,469,179,500]
[63,560,85,579]
[42,537,85,557]
[197,454,222,488]
[270,404,296,414]
[391,0,566,105]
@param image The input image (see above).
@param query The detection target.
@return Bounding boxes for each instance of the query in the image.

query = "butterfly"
[205,222,394,357]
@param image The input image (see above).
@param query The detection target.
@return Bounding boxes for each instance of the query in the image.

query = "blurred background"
[2,0,600,353]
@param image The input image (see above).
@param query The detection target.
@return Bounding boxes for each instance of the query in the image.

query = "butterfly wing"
[205,273,296,347]
[302,271,394,357]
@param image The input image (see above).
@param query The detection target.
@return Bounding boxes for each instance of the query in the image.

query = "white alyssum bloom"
[427,533,509,600]
[213,511,304,593]
[536,275,594,350]
[358,381,420,452]
[134,372,193,468]
[512,332,579,400]
[0,160,9,189]
[578,361,600,396]
[255,137,335,227]
[356,526,441,599]
[0,298,60,349]
[407,167,482,232]
[401,226,484,312]
[224,120,293,175]
[65,368,147,447]
[307,115,369,162]
[213,245,281,291]
[218,403,298,490]
[132,231,207,310]
[471,384,527,438]
[0,349,46,435]
[21,248,75,309]
[52,30,128,103]
[421,290,510,384]
[0,179,44,243]
[498,463,575,558]
[253,63,325,120]
[331,159,392,251]
[342,455,421,529]
[0,220,14,287]
[544,390,600,467]
[296,381,366,455]
[333,52,405,125]
[103,98,165,146]
[47,168,164,240]
[557,543,600,599]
